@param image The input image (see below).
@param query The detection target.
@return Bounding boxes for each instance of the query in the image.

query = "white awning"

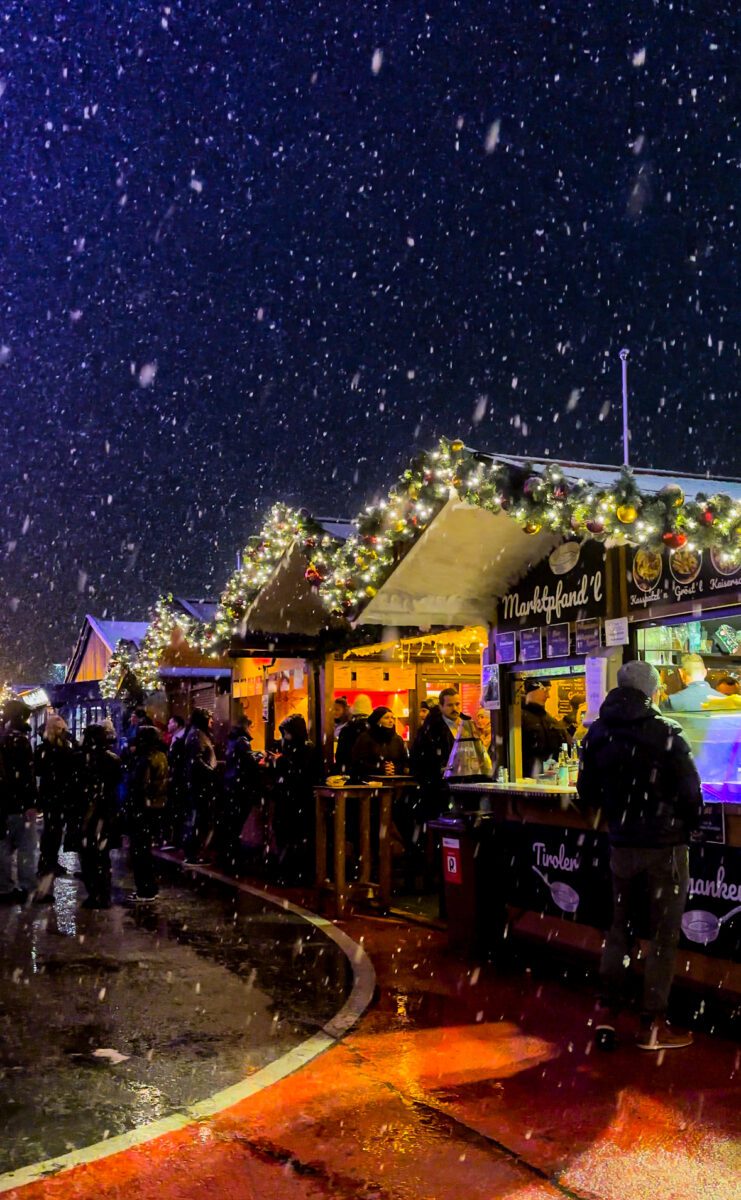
[356,496,558,627]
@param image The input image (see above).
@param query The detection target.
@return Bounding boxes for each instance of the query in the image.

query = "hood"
[189,707,211,733]
[598,686,657,726]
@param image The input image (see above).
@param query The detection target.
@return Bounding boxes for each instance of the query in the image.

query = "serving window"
[635,613,741,804]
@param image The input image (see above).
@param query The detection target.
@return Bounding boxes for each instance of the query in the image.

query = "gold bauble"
[450,439,464,452]
[365,585,377,597]
[616,504,638,524]
[523,521,542,535]
[395,520,406,533]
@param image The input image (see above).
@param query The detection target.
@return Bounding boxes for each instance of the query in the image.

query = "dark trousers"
[129,814,158,898]
[38,808,65,876]
[600,844,689,1019]
[79,845,112,906]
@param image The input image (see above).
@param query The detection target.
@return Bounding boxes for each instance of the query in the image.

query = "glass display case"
[669,710,741,804]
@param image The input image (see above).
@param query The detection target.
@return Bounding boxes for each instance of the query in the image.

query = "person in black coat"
[78,724,121,909]
[166,714,188,847]
[578,660,702,1052]
[128,725,169,902]
[36,714,79,887]
[271,713,316,884]
[183,708,218,863]
[219,717,261,871]
[520,679,570,776]
[335,696,372,774]
[410,688,463,818]
[0,700,38,903]
[351,707,409,779]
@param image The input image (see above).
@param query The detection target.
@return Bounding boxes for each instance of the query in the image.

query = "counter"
[447,781,741,974]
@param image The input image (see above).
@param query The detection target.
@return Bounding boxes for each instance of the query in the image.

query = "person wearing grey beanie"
[577,658,702,1053]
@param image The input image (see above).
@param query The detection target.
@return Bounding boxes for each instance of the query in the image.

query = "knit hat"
[368,706,392,727]
[617,660,661,698]
[350,695,372,717]
[524,678,550,694]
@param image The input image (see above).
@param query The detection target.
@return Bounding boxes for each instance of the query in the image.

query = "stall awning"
[356,497,558,627]
[243,541,344,637]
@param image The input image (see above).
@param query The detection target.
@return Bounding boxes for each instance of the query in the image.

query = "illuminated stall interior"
[338,627,488,741]
[636,612,741,806]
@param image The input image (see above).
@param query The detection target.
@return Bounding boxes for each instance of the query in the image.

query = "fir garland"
[215,503,335,637]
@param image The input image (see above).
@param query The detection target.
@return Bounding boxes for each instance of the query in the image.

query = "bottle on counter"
[557,744,570,788]
[568,742,579,785]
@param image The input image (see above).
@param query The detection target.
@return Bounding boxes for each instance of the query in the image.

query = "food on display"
[632,548,663,592]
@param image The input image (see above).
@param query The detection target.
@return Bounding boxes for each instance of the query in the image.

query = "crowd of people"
[0,700,319,909]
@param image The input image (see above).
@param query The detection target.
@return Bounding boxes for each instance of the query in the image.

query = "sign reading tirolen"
[498,541,606,632]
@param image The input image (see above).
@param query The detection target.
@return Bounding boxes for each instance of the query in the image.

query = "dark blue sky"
[0,1,737,674]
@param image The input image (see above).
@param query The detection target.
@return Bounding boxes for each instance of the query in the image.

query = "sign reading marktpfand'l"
[497,541,606,632]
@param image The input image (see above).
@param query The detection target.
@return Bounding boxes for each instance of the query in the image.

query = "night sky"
[0,2,738,676]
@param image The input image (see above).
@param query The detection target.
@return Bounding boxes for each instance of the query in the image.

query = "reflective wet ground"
[0,854,351,1175]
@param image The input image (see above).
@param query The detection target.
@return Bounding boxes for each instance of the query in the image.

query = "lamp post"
[619,348,630,466]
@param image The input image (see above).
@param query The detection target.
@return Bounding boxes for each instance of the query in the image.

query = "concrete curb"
[0,864,376,1194]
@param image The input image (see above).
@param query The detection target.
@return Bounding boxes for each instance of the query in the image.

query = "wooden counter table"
[314,782,396,917]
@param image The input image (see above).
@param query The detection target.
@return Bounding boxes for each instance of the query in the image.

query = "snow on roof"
[87,616,149,653]
[173,598,219,624]
[481,453,741,500]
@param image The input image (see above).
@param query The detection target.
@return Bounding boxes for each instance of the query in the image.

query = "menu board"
[519,628,543,661]
[628,544,741,613]
[546,623,571,658]
[575,618,602,655]
[494,631,517,664]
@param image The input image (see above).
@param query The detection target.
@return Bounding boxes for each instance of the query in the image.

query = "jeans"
[600,844,689,1019]
[0,812,39,893]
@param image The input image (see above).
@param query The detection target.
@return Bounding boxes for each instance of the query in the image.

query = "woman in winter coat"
[351,707,409,779]
[78,724,121,909]
[183,708,218,864]
[271,714,316,884]
[128,725,169,902]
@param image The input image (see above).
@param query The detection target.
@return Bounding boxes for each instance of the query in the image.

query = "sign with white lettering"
[604,616,629,646]
[628,545,741,615]
[682,843,741,959]
[498,541,606,632]
[494,631,517,664]
[519,628,543,661]
[575,617,602,655]
[546,623,571,658]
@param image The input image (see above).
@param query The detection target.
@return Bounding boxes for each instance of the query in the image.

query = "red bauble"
[304,562,325,585]
[700,509,714,526]
[662,531,687,550]
[585,519,605,535]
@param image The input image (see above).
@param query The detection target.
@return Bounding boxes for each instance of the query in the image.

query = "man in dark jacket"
[128,725,169,902]
[520,679,570,776]
[219,717,261,871]
[410,688,462,818]
[0,700,38,903]
[578,659,702,1052]
[335,695,372,775]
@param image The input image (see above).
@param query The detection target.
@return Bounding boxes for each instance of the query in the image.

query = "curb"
[0,863,376,1195]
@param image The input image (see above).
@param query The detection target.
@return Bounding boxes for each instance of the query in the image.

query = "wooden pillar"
[308,654,335,776]
[409,661,425,739]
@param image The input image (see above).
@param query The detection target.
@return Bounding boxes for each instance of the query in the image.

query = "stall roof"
[357,496,558,627]
[173,598,219,624]
[243,541,345,637]
[354,451,741,629]
[485,454,741,500]
[87,617,150,652]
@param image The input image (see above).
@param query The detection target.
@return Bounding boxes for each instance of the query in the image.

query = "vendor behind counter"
[521,679,572,777]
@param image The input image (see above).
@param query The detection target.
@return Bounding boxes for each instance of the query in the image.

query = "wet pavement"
[2,860,740,1199]
[0,854,351,1176]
